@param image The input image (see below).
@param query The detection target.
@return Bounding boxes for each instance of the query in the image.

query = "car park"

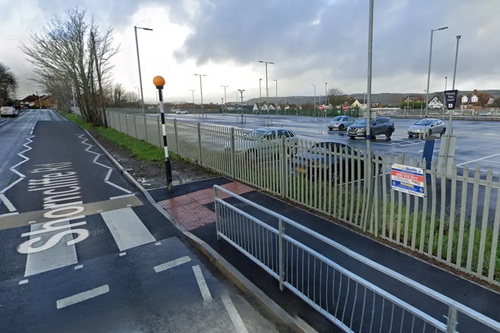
[293,141,382,181]
[1,105,19,117]
[347,116,395,140]
[229,127,299,158]
[407,118,446,138]
[327,116,356,131]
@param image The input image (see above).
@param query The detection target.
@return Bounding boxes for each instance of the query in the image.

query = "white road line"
[192,265,212,302]
[28,220,36,224]
[77,134,132,194]
[0,135,35,212]
[109,193,135,200]
[155,241,161,246]
[74,264,83,270]
[154,256,191,273]
[24,221,79,277]
[221,293,249,333]
[30,121,37,135]
[0,211,19,217]
[119,252,127,256]
[18,279,29,285]
[100,207,156,251]
[56,284,110,309]
[456,152,500,167]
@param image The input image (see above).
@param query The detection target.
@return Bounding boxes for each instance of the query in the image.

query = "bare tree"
[327,88,347,107]
[0,63,18,105]
[21,8,118,125]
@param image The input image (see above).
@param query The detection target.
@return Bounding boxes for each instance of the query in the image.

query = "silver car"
[407,118,446,138]
[327,116,356,131]
[230,127,299,157]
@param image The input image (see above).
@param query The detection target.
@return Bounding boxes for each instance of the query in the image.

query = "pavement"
[151,176,500,333]
[0,109,283,333]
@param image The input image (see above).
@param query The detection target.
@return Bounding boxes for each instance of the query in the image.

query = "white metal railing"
[214,185,500,333]
[104,109,500,287]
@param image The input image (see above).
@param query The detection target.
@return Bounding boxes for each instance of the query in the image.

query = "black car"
[347,117,395,140]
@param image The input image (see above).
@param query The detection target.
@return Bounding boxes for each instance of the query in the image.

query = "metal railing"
[104,109,500,287]
[214,185,500,333]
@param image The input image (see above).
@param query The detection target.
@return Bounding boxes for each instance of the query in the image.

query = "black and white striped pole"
[153,76,173,191]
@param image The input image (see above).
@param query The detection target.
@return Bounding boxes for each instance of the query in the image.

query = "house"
[371,102,383,108]
[403,94,424,103]
[350,99,363,108]
[428,96,444,109]
[461,89,494,109]
[20,94,40,107]
[40,95,56,108]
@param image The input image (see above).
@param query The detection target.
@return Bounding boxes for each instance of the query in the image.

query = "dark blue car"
[293,141,382,181]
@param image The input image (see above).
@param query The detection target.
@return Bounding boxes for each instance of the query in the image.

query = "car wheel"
[247,149,257,160]
[287,145,298,156]
[440,128,446,137]
[328,127,332,131]
[428,129,433,137]
[408,134,413,139]
[339,124,345,131]
[349,136,355,140]
[385,128,393,140]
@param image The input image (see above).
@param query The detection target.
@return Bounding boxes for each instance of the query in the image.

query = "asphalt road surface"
[0,110,281,333]
[160,113,500,172]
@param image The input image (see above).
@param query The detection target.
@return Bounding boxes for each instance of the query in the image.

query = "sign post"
[437,89,458,177]
[445,89,458,133]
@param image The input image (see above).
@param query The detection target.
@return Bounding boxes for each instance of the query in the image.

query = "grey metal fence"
[104,109,500,287]
[214,185,500,333]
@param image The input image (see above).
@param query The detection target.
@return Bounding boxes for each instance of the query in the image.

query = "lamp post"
[190,89,196,112]
[450,35,461,134]
[237,89,245,122]
[258,60,274,100]
[194,74,207,117]
[311,84,316,113]
[443,77,447,115]
[325,82,328,107]
[134,26,153,115]
[259,78,262,113]
[425,26,448,116]
[221,85,228,113]
[274,79,278,115]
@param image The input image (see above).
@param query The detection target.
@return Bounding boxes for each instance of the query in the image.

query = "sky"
[1,0,499,104]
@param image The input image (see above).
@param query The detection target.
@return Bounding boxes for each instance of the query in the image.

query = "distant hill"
[245,90,500,106]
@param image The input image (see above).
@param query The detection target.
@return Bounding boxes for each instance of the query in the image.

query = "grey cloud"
[174,0,500,88]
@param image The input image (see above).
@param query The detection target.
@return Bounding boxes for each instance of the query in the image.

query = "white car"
[327,116,356,131]
[176,110,188,114]
[228,127,299,157]
[1,105,19,117]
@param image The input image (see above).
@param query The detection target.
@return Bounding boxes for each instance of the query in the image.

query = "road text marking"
[56,285,110,309]
[154,256,191,273]
[192,265,212,302]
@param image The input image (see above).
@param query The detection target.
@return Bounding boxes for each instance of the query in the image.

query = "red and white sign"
[343,105,347,111]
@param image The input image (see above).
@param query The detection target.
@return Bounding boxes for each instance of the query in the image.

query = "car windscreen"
[244,129,266,138]
[354,119,366,125]
[414,119,432,126]
[331,116,343,121]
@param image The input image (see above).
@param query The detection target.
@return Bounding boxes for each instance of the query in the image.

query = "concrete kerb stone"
[69,121,311,333]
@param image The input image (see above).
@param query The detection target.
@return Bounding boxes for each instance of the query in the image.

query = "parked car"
[1,105,19,117]
[327,115,356,131]
[176,109,188,114]
[229,127,299,158]
[407,118,446,138]
[347,117,395,140]
[294,141,382,181]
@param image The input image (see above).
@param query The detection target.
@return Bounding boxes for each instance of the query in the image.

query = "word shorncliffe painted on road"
[17,162,89,254]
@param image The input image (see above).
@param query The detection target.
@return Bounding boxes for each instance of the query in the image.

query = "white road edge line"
[56,285,110,310]
[221,292,249,333]
[456,152,500,167]
[18,279,29,285]
[0,135,35,212]
[154,256,191,273]
[77,134,132,194]
[109,193,135,200]
[192,265,212,302]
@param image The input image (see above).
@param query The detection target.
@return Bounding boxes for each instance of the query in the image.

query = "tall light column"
[274,79,278,114]
[425,26,449,116]
[134,26,153,115]
[190,89,196,112]
[221,85,228,112]
[259,78,262,112]
[311,84,316,112]
[258,60,274,100]
[194,74,207,116]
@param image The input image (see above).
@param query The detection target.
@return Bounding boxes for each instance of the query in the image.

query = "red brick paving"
[158,182,253,231]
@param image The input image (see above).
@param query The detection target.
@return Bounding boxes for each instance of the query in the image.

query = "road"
[160,113,500,172]
[0,110,281,333]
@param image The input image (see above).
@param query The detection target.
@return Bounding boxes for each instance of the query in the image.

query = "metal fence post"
[280,135,286,198]
[446,304,458,333]
[230,127,236,178]
[174,119,179,155]
[278,217,284,292]
[197,122,203,166]
[214,186,220,241]
[144,112,148,143]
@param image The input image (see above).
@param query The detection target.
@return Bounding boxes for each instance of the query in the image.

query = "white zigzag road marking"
[77,134,132,194]
[0,135,35,213]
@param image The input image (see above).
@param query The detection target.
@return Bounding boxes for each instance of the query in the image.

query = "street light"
[311,84,316,111]
[134,26,153,116]
[194,74,207,117]
[425,26,448,116]
[450,35,461,134]
[237,89,245,121]
[325,82,328,107]
[259,78,262,110]
[221,85,228,112]
[273,79,278,115]
[190,89,196,112]
[258,60,274,100]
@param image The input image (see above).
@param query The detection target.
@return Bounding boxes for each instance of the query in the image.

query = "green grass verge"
[60,111,181,165]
